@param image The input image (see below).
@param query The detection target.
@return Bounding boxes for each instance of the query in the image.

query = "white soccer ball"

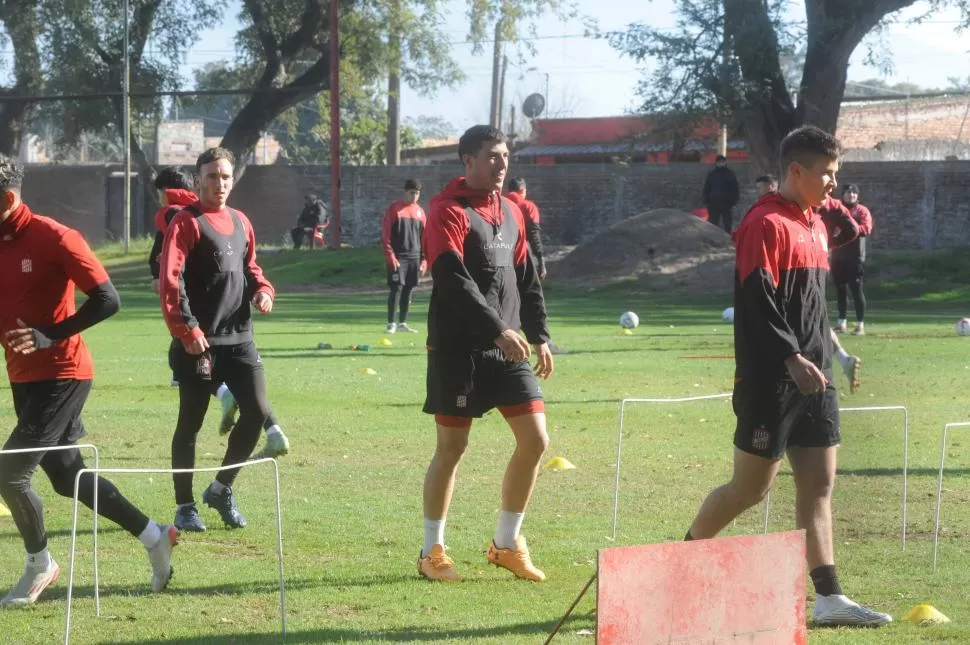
[619,311,640,329]
[722,307,735,323]
[957,318,970,336]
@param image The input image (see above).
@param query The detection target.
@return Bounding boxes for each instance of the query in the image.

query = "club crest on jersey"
[21,258,32,273]
[214,241,234,258]
[456,394,467,409]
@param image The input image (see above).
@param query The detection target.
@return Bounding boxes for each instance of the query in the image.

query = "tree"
[606,0,970,171]
[403,115,460,141]
[0,2,43,156]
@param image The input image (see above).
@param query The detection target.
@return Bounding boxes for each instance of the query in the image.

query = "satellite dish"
[522,93,546,119]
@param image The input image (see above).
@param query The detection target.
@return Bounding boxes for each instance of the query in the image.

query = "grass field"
[3,242,970,644]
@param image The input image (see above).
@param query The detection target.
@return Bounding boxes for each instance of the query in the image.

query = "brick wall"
[19,160,970,251]
[838,96,970,149]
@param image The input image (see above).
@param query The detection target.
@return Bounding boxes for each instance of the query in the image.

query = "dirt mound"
[551,208,736,295]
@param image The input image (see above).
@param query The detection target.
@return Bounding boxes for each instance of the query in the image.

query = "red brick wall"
[838,96,970,149]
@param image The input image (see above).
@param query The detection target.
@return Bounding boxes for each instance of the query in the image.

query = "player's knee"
[435,436,469,465]
[516,428,549,459]
[727,478,771,509]
[48,469,82,498]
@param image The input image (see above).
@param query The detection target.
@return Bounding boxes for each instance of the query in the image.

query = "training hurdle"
[64,457,285,645]
[933,422,970,573]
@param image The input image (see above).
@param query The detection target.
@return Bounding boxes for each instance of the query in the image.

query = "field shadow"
[837,467,970,477]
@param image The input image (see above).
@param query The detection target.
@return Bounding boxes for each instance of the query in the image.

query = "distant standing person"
[505,177,546,280]
[292,194,328,250]
[703,154,740,233]
[381,179,426,334]
[831,184,873,336]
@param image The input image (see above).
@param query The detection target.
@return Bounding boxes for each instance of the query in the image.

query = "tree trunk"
[0,1,42,157]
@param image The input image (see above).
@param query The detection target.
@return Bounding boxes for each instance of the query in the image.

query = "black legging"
[708,206,733,233]
[387,283,414,324]
[171,348,271,505]
[836,277,866,322]
[0,445,148,553]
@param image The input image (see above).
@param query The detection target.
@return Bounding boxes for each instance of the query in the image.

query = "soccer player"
[831,184,873,336]
[703,154,740,232]
[150,166,290,460]
[684,127,891,627]
[0,156,176,606]
[381,179,427,333]
[159,147,277,532]
[419,125,554,583]
[505,177,546,280]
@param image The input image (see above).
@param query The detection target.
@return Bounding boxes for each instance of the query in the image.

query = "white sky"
[184,0,970,128]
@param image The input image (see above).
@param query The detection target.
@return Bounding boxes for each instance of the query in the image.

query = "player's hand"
[540,268,548,281]
[533,343,554,379]
[784,353,827,396]
[4,320,53,355]
[252,291,273,314]
[495,329,531,363]
[420,260,428,277]
[387,259,400,272]
[185,336,210,356]
[151,278,160,294]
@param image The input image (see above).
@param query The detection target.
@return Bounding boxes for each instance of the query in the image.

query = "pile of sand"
[551,209,736,295]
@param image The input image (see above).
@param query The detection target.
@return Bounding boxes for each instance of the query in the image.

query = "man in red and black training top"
[831,184,873,336]
[381,178,427,334]
[505,177,546,280]
[683,127,891,628]
[417,125,554,583]
[159,147,276,532]
[0,156,177,607]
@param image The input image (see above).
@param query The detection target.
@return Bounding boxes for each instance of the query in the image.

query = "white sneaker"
[834,321,848,333]
[385,323,397,334]
[852,324,865,336]
[813,594,892,627]
[253,430,290,459]
[1,557,60,608]
[148,525,178,593]
[396,322,419,333]
[841,356,861,394]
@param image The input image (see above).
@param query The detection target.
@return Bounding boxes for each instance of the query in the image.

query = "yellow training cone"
[360,368,377,375]
[621,328,633,336]
[0,502,10,517]
[902,604,950,625]
[544,456,576,471]
[377,337,393,346]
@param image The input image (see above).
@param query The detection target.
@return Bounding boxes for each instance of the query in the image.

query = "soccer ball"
[722,307,735,323]
[957,318,970,336]
[619,311,640,329]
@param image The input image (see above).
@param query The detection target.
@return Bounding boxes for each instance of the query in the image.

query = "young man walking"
[419,125,554,583]
[382,179,426,333]
[831,184,873,335]
[684,127,891,627]
[505,177,546,280]
[159,147,277,532]
[0,156,176,606]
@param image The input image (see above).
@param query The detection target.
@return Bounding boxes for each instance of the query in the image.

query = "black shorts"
[388,259,420,288]
[831,259,864,285]
[6,379,92,449]
[733,377,840,460]
[423,347,543,418]
[169,340,263,386]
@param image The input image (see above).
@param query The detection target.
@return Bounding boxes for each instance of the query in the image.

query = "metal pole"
[489,19,503,127]
[329,0,341,248]
[386,0,401,166]
[497,55,508,131]
[122,0,131,254]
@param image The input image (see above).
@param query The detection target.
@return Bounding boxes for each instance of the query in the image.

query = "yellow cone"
[544,456,576,471]
[902,604,950,625]
[621,328,633,336]
[0,502,10,518]
[360,368,377,375]
[377,337,393,346]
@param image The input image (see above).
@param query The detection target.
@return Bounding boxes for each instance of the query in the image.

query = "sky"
[187,0,970,133]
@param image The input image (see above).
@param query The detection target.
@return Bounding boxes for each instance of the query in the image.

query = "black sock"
[810,565,843,597]
[684,529,696,541]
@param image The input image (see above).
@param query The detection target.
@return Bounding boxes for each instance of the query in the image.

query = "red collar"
[0,203,32,242]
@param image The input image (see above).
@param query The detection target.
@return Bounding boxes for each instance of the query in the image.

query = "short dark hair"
[0,155,25,190]
[755,174,777,186]
[458,125,506,161]
[508,177,527,192]
[404,178,421,191]
[780,126,842,174]
[154,166,193,191]
[843,183,860,196]
[196,147,235,172]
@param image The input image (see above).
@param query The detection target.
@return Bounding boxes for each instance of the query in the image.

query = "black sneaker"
[174,503,207,532]
[202,486,247,529]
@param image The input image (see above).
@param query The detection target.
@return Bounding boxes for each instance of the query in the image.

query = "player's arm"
[241,215,275,313]
[148,231,164,280]
[818,198,859,249]
[857,205,873,236]
[6,230,121,354]
[381,204,398,270]
[426,203,508,340]
[159,212,205,350]
[418,212,428,274]
[511,203,550,346]
[524,203,546,277]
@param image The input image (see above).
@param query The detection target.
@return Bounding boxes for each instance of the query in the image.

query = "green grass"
[2,246,970,643]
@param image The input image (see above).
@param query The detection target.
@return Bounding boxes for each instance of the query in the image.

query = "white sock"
[209,480,228,495]
[837,318,847,327]
[422,518,445,557]
[835,346,851,369]
[494,510,524,549]
[26,547,51,569]
[265,424,282,437]
[215,383,229,400]
[138,520,162,549]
